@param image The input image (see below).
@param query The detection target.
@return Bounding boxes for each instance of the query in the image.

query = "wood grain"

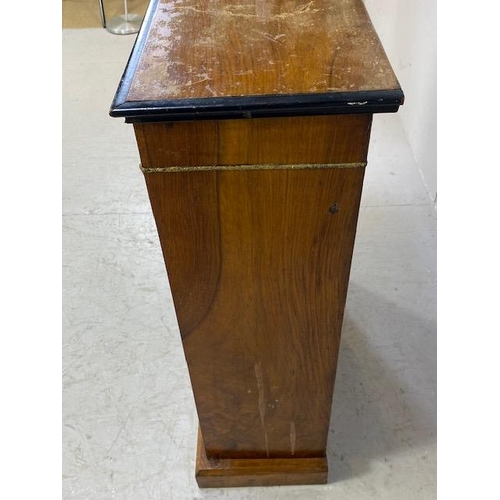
[143,161,366,460]
[127,0,400,102]
[196,428,328,487]
[134,114,372,167]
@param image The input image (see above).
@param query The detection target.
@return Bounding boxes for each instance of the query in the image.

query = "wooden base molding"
[195,430,328,488]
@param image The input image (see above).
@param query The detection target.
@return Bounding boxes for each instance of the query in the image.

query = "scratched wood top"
[110,0,403,121]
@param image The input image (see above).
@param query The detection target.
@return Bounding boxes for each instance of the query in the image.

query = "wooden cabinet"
[110,0,403,487]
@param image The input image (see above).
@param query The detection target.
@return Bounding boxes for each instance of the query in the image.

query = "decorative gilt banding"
[139,162,367,173]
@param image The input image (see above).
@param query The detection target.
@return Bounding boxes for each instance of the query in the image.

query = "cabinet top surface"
[110,0,403,121]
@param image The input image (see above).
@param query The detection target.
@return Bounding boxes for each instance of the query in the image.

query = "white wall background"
[363,0,437,201]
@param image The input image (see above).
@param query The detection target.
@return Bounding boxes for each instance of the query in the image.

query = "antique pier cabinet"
[110,0,403,488]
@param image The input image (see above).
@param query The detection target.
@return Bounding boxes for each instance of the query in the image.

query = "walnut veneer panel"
[134,114,372,167]
[144,165,365,460]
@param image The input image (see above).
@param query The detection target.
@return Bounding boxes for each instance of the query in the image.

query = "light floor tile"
[63,27,436,500]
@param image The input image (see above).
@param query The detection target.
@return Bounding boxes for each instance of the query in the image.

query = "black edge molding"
[109,0,404,123]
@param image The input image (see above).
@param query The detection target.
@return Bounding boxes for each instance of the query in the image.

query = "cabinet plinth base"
[195,430,328,488]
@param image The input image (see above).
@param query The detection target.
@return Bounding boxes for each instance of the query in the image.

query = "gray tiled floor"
[63,28,436,500]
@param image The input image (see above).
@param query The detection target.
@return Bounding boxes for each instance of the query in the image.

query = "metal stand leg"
[98,0,106,28]
[105,0,143,35]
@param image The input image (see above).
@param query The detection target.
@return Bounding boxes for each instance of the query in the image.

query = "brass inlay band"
[140,162,367,173]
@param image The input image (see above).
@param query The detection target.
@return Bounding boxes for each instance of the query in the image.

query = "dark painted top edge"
[109,0,159,115]
[109,0,404,122]
[111,89,404,122]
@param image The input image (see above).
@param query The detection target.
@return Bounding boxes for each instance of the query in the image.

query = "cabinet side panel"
[143,165,365,459]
